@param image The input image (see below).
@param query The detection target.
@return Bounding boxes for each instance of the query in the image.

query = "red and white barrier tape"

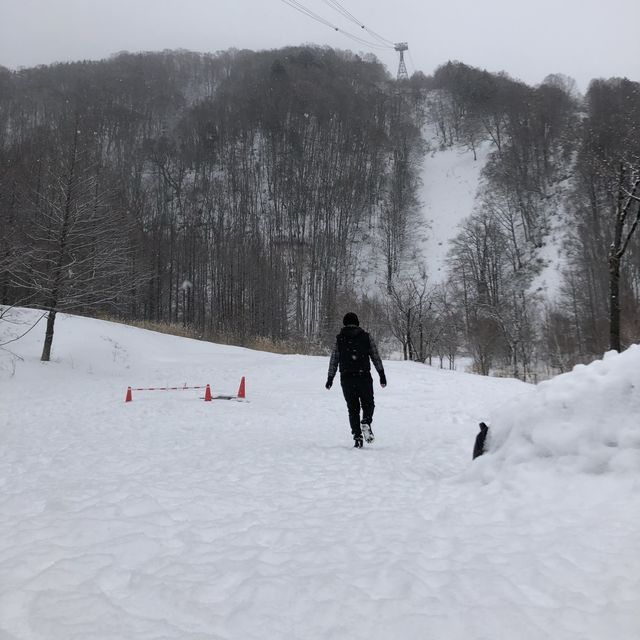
[131,385,205,391]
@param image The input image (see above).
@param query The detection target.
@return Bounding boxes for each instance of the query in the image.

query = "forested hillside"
[424,63,640,376]
[1,49,638,377]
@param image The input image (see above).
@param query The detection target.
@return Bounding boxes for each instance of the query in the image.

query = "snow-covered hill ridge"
[1,308,639,640]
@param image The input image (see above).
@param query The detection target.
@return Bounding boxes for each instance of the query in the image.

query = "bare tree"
[608,164,640,351]
[10,125,138,361]
[385,272,434,361]
[563,78,640,354]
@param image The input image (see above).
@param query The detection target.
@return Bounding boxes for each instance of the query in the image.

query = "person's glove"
[379,372,387,388]
[325,378,333,390]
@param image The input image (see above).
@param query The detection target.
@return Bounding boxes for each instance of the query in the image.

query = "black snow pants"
[340,374,375,440]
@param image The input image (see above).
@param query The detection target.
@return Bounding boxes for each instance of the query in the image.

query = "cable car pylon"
[394,42,409,80]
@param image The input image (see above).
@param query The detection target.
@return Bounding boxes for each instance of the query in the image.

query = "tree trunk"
[41,309,57,362]
[608,248,621,352]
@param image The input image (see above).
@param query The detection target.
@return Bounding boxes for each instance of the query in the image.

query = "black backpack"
[337,327,371,375]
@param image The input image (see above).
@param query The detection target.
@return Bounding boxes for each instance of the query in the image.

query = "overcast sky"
[1,0,638,91]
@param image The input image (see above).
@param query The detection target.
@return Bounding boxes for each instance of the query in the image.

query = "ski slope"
[419,141,489,282]
[417,137,568,298]
[1,308,639,640]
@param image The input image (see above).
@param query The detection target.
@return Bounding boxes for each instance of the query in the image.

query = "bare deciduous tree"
[9,124,138,360]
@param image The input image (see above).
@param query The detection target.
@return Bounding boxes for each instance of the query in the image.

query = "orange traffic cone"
[125,387,132,402]
[204,384,212,401]
[237,376,246,399]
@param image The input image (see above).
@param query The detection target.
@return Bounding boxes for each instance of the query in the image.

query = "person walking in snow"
[325,312,387,448]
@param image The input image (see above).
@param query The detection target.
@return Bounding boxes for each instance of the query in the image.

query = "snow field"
[1,308,639,639]
[419,140,490,282]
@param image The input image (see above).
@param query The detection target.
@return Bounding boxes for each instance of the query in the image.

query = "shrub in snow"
[482,345,640,474]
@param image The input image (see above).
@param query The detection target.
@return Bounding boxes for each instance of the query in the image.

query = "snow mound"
[482,345,640,475]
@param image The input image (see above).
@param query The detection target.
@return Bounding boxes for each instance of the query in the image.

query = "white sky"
[1,0,638,91]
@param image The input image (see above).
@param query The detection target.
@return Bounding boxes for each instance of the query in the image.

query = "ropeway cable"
[279,0,394,51]
[320,0,397,47]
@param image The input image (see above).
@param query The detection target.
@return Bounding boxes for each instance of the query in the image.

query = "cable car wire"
[320,0,397,47]
[279,0,394,50]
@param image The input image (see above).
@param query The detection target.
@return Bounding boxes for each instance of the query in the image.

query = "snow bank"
[479,346,640,475]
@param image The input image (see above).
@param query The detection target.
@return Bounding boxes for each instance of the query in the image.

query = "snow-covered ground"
[1,308,639,640]
[419,141,489,282]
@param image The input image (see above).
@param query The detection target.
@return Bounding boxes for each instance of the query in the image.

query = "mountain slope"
[418,140,490,282]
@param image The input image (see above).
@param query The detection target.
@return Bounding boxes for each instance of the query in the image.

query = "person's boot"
[361,421,374,443]
[353,437,363,448]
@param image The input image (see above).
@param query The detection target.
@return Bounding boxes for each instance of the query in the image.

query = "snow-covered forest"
[1,48,639,377]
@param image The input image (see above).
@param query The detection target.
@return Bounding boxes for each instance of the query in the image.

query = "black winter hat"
[343,312,359,326]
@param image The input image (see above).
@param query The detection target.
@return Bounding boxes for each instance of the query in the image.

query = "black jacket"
[327,325,385,382]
